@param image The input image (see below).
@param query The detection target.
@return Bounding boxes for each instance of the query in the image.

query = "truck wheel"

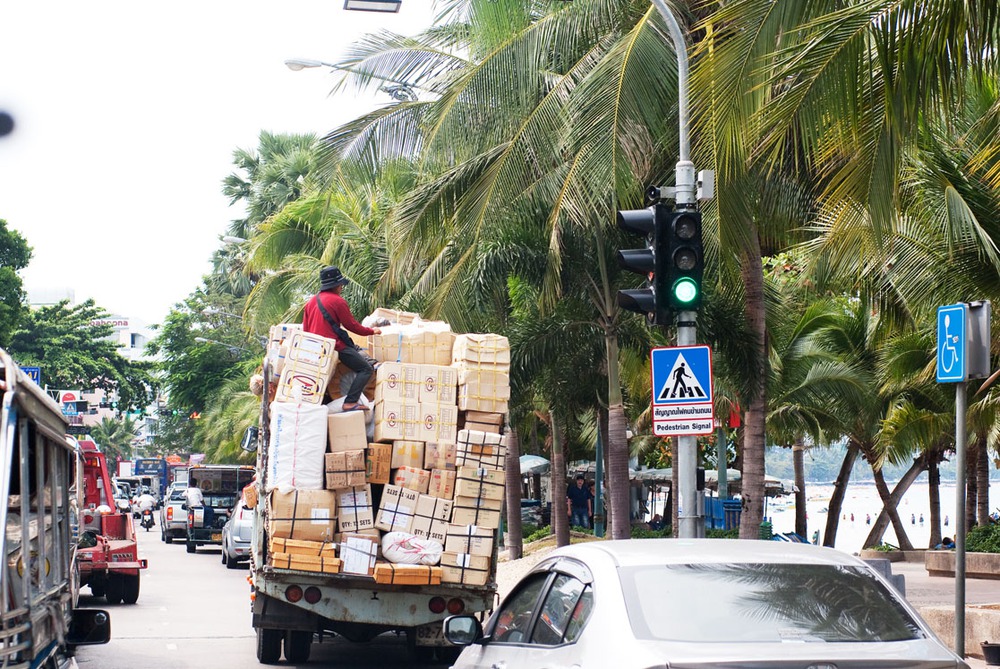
[255,627,282,664]
[165,532,173,544]
[284,630,312,664]
[90,579,106,598]
[222,547,228,565]
[105,575,124,604]
[406,630,434,662]
[186,540,196,554]
[436,647,462,663]
[123,574,140,604]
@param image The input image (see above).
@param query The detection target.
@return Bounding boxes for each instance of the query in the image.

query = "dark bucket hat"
[320,266,349,291]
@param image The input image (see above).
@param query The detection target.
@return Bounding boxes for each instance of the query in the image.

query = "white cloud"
[0,1,435,325]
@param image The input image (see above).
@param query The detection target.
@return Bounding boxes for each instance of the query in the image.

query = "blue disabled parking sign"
[937,303,967,383]
[651,345,714,436]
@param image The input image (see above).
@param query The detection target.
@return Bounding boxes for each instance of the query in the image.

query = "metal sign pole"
[677,312,698,538]
[955,381,967,657]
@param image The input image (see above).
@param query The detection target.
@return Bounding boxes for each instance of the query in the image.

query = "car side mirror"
[240,425,259,453]
[443,615,483,646]
[68,609,111,647]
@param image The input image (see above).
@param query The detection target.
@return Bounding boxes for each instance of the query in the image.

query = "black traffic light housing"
[616,203,670,325]
[664,209,703,310]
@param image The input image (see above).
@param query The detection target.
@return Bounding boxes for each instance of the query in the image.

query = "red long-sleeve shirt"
[302,292,375,352]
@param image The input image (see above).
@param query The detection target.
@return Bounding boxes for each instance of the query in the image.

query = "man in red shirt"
[302,266,382,411]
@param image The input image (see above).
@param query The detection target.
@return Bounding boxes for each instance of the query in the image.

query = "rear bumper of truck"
[187,528,223,545]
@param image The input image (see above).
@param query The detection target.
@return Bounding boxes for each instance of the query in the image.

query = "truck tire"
[165,532,173,544]
[256,627,282,664]
[105,575,124,605]
[284,631,312,664]
[90,579,106,598]
[186,540,196,554]
[226,553,240,570]
[123,574,140,604]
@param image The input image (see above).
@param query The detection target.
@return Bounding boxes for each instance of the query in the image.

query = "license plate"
[415,622,449,647]
[211,533,222,542]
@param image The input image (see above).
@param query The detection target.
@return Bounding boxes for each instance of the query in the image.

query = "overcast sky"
[0,1,436,326]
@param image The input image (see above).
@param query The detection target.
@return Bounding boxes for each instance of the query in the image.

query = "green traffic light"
[673,277,699,304]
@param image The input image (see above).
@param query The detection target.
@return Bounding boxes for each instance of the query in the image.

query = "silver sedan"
[445,539,969,669]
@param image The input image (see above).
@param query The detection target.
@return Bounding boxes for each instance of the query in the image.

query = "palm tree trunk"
[550,412,569,548]
[863,455,927,547]
[823,444,860,547]
[967,445,978,531]
[928,457,942,549]
[872,464,914,550]
[738,246,768,540]
[504,426,524,560]
[604,332,632,540]
[793,438,807,538]
[978,434,990,526]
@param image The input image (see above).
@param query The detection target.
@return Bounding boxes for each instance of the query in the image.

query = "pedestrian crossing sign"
[650,345,714,437]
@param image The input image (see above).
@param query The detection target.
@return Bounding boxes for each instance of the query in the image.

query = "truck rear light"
[428,597,446,614]
[447,598,465,615]
[304,587,321,604]
[167,507,173,521]
[285,585,303,603]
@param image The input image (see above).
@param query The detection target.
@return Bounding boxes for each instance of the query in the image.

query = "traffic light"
[616,203,669,325]
[664,209,703,310]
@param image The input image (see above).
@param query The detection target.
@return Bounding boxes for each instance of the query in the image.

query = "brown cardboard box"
[269,537,338,558]
[417,364,458,405]
[390,441,425,469]
[452,334,511,367]
[271,553,342,574]
[427,469,456,500]
[424,442,457,471]
[268,489,338,542]
[393,466,431,494]
[464,411,505,427]
[375,484,419,533]
[374,362,421,403]
[328,411,368,453]
[275,362,331,404]
[456,368,511,413]
[367,326,455,366]
[463,420,503,435]
[454,466,505,501]
[284,331,339,377]
[367,307,420,325]
[455,430,508,470]
[340,533,379,576]
[440,552,491,586]
[373,563,443,585]
[450,495,502,529]
[444,524,494,557]
[419,402,459,445]
[336,485,374,533]
[411,495,452,544]
[365,443,392,485]
[325,450,367,489]
[374,401,421,442]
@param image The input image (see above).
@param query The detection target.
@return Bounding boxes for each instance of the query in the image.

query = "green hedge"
[967,523,1000,553]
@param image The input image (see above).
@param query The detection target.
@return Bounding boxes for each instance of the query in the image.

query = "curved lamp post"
[343,0,401,12]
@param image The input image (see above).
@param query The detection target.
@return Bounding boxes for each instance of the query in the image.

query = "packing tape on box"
[457,468,504,498]
[380,499,415,531]
[453,552,489,582]
[378,563,439,584]
[416,497,451,523]
[452,498,497,525]
[270,490,337,538]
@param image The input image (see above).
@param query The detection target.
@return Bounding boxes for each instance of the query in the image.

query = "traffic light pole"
[650,0,702,539]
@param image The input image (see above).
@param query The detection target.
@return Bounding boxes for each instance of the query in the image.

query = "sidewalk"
[888,559,1000,668]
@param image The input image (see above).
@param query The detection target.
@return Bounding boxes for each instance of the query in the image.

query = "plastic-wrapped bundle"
[381,531,443,566]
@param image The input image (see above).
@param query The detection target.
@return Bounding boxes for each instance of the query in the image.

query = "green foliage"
[521,523,539,539]
[525,526,553,543]
[967,523,1000,554]
[0,219,32,348]
[869,542,899,552]
[89,416,140,464]
[706,528,740,539]
[631,526,673,539]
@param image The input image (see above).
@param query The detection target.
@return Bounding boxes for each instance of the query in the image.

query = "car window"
[490,572,550,644]
[562,587,593,643]
[169,490,186,501]
[530,574,589,646]
[619,563,925,643]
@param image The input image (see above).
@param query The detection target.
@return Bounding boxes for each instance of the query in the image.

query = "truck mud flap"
[253,593,317,632]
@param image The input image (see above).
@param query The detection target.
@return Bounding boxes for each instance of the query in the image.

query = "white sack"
[381,531,443,566]
[267,400,328,491]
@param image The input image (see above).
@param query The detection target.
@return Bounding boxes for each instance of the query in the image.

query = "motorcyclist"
[137,492,156,513]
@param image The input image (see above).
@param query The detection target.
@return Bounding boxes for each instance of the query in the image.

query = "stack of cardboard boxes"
[260,311,511,586]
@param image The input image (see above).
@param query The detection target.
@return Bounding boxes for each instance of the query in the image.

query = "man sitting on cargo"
[302,266,382,412]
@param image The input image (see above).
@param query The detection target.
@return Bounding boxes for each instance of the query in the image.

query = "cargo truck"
[184,464,255,553]
[1,348,111,667]
[243,359,498,665]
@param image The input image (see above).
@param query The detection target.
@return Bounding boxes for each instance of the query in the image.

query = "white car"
[444,539,970,669]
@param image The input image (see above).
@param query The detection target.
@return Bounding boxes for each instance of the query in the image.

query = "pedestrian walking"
[866,513,871,525]
[911,513,916,525]
[566,475,593,530]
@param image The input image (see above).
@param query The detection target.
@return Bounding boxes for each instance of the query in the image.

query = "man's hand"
[371,327,383,335]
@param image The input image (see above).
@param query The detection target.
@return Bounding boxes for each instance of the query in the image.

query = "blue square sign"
[937,303,967,383]
[651,345,714,436]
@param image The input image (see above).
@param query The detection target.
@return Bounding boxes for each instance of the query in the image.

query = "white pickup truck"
[159,483,188,543]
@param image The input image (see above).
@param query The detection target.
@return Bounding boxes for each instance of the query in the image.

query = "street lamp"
[343,0,401,12]
[221,235,246,244]
[284,59,336,72]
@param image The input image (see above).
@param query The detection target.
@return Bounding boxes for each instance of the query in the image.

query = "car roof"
[546,539,866,569]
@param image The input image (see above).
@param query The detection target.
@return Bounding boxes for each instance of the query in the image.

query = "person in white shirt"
[137,493,156,512]
[185,482,204,508]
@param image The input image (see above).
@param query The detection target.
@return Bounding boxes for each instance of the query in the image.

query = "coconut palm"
[89,416,140,465]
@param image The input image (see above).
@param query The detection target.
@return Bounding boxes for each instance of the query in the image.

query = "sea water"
[765,481,1000,554]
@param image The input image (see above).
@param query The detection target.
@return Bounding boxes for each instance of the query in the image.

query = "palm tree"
[90,416,140,464]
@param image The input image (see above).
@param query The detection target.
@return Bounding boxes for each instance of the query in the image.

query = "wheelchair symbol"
[940,314,960,373]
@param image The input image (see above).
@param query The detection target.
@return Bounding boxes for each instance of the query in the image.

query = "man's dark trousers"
[339,347,374,403]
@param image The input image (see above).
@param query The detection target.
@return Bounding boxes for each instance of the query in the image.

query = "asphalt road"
[74,517,451,669]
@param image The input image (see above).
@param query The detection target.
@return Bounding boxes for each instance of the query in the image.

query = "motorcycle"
[141,508,154,531]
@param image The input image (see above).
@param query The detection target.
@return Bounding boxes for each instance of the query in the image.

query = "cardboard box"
[325,450,367,489]
[336,485,374,533]
[428,469,456,500]
[269,489,338,542]
[444,524,494,557]
[340,533,379,576]
[275,362,331,404]
[457,368,510,413]
[390,440,425,469]
[373,563,443,585]
[367,307,419,325]
[411,495,452,544]
[271,553,342,574]
[464,411,504,426]
[440,552,491,586]
[365,443,392,485]
[373,401,421,442]
[455,430,508,470]
[417,364,458,405]
[423,442,456,471]
[375,485,419,533]
[393,466,431,494]
[374,362,421,403]
[450,495,502,529]
[419,403,459,445]
[367,325,455,366]
[270,537,338,558]
[454,466,505,501]
[452,334,510,367]
[284,330,340,376]
[463,420,502,435]
[269,323,302,348]
[328,411,368,453]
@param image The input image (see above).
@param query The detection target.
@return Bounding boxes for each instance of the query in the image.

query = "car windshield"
[619,563,924,643]
[169,489,187,501]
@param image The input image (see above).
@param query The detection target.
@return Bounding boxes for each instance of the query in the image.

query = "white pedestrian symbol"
[658,353,707,401]
[940,313,959,373]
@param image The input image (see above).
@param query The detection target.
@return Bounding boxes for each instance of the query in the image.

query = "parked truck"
[244,359,498,665]
[0,348,111,667]
[185,464,255,553]
[133,457,168,501]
